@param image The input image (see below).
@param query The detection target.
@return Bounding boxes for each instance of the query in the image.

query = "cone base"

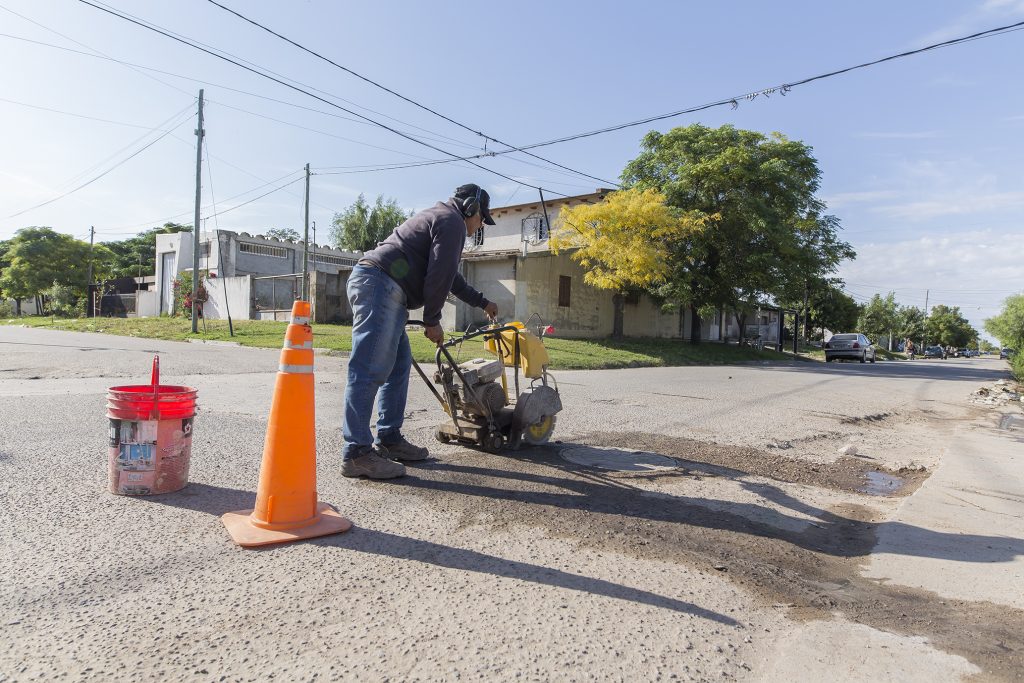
[222,502,352,547]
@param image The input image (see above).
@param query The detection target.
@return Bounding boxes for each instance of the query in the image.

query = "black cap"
[454,183,496,225]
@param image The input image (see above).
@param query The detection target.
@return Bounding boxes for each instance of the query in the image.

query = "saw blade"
[523,414,556,445]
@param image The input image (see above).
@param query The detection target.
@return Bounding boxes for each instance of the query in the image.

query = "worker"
[341,184,499,479]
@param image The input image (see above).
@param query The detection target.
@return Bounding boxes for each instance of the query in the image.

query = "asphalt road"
[1,326,1021,681]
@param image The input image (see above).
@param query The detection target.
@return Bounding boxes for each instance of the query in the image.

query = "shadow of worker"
[311,527,738,626]
[141,482,737,625]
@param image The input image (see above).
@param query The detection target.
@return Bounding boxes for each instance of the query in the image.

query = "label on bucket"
[108,417,193,495]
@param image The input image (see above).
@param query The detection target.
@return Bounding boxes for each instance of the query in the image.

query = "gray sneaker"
[381,437,429,462]
[342,449,406,479]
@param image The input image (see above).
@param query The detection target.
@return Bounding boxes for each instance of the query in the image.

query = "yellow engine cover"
[484,322,550,379]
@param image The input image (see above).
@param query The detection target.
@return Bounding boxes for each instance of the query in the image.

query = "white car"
[825,333,876,363]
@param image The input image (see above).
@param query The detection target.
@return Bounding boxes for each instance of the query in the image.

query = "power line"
[88,0,485,150]
[0,95,185,131]
[98,168,305,234]
[0,32,485,155]
[495,21,1024,153]
[205,0,621,189]
[0,6,195,98]
[202,176,304,221]
[5,104,195,220]
[76,0,582,202]
[312,160,598,191]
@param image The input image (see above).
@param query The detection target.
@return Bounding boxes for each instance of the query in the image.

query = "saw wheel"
[522,414,557,445]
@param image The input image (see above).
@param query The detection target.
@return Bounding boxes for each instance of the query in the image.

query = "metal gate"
[253,273,302,321]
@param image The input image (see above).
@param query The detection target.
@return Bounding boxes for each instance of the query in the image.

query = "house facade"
[439,190,782,345]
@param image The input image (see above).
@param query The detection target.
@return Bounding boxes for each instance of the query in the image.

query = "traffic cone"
[222,300,352,547]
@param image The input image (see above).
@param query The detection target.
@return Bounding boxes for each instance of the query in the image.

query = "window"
[239,242,287,258]
[558,275,571,308]
[312,253,358,266]
[521,213,549,242]
[470,227,485,247]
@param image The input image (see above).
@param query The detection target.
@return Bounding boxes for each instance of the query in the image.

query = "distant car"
[954,348,970,358]
[922,346,945,359]
[1001,348,1015,360]
[824,333,876,363]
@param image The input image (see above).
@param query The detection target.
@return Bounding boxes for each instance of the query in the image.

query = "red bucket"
[107,357,198,495]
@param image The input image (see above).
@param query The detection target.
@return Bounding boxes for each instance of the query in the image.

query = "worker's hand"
[484,301,498,321]
[424,324,444,345]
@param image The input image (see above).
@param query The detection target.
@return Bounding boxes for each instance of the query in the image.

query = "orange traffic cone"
[222,300,352,547]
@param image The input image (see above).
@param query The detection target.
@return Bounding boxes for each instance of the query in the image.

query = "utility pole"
[191,89,205,334]
[802,281,810,344]
[86,225,95,317]
[302,163,310,301]
[922,288,929,347]
[310,220,316,320]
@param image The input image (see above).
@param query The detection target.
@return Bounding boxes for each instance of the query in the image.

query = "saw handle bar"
[407,320,522,349]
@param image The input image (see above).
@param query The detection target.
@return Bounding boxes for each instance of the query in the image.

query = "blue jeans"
[342,264,413,460]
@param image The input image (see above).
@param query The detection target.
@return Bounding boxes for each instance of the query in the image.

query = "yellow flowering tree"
[550,188,707,338]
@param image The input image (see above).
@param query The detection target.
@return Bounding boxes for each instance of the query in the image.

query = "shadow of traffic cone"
[222,300,352,547]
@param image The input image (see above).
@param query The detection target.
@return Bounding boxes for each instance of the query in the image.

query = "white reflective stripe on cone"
[279,364,314,374]
[283,340,313,350]
[291,316,310,325]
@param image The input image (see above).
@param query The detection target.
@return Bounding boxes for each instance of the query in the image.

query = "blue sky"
[1,0,1022,338]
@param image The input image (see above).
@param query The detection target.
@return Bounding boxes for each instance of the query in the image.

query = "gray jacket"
[361,200,489,326]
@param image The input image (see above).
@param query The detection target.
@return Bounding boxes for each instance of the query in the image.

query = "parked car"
[1000,348,1015,360]
[824,333,876,363]
[922,346,945,359]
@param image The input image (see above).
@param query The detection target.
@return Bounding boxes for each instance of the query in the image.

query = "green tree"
[330,194,410,252]
[264,227,300,241]
[0,239,12,314]
[893,305,926,347]
[925,304,976,348]
[809,284,861,336]
[551,188,708,338]
[984,294,1024,351]
[102,223,191,280]
[0,228,113,313]
[857,292,899,344]
[621,124,854,342]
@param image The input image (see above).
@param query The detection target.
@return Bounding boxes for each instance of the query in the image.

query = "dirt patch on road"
[573,431,929,497]
[396,435,1022,679]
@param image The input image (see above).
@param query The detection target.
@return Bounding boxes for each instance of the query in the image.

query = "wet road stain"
[395,432,1024,679]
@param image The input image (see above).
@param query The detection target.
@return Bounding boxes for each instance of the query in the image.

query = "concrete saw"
[410,320,562,452]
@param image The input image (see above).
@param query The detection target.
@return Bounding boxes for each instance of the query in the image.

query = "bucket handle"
[150,355,160,420]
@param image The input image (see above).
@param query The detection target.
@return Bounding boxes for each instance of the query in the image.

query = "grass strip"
[4,316,799,370]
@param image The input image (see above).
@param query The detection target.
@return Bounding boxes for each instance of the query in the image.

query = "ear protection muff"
[460,186,482,218]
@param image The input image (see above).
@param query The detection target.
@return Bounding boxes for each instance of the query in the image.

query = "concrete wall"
[3,298,41,315]
[137,291,159,318]
[203,276,253,321]
[464,257,515,327]
[514,253,609,338]
[310,270,352,323]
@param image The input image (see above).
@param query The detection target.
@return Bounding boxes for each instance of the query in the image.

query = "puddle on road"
[861,470,905,496]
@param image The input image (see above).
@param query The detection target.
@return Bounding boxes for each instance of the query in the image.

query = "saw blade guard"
[484,321,550,379]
